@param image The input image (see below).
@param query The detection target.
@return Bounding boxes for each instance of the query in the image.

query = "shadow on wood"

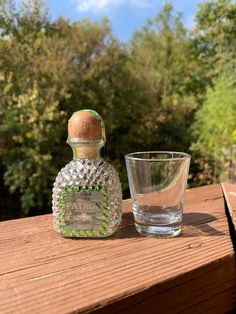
[182,212,225,237]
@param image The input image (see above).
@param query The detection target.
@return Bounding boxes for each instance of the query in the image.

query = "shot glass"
[125,151,191,237]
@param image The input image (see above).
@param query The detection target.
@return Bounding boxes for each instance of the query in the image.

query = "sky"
[44,0,207,41]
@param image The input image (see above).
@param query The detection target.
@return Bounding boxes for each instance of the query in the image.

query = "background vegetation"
[0,0,236,219]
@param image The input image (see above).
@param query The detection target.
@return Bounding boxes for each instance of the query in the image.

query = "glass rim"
[125,151,191,161]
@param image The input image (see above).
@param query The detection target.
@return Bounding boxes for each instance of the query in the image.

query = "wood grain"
[221,181,236,230]
[0,184,235,313]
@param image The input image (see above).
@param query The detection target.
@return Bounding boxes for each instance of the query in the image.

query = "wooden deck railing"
[0,184,235,313]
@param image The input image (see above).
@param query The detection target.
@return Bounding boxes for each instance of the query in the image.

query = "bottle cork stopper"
[68,109,105,144]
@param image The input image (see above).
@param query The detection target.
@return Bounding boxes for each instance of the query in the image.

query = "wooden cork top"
[67,109,105,144]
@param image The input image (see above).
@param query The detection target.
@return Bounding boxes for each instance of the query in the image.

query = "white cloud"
[72,0,152,13]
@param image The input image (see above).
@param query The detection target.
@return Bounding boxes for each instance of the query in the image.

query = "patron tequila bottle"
[52,109,122,237]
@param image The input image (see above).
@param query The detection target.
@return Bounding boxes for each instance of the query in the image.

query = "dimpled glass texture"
[52,158,122,237]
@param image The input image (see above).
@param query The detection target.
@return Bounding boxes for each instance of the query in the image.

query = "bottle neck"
[71,144,101,159]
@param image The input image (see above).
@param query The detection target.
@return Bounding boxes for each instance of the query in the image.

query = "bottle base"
[135,223,181,238]
[58,228,119,239]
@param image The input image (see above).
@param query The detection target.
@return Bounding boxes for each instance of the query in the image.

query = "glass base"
[135,223,181,238]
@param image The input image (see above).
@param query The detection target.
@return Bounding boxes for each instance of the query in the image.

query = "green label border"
[59,185,109,237]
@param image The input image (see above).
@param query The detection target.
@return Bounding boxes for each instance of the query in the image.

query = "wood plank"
[0,184,235,313]
[221,181,236,230]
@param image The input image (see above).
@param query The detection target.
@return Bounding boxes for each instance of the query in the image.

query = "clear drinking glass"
[125,151,191,237]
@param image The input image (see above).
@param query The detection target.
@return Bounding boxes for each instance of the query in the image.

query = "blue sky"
[45,0,207,41]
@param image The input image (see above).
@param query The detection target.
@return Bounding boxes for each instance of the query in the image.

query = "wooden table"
[0,184,235,313]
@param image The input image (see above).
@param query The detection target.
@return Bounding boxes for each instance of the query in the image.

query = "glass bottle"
[52,109,122,237]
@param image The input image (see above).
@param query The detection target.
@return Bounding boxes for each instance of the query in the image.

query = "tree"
[129,3,200,152]
[191,71,236,182]
[194,0,236,78]
[0,0,70,213]
[189,0,236,185]
[0,0,149,214]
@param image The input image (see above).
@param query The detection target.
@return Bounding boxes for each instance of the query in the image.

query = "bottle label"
[59,185,109,237]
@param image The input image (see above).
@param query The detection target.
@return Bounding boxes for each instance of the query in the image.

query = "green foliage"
[129,3,199,151]
[191,72,236,181]
[1,0,236,217]
[0,0,149,214]
[0,81,64,213]
[190,0,236,183]
[194,0,236,78]
[0,0,69,213]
